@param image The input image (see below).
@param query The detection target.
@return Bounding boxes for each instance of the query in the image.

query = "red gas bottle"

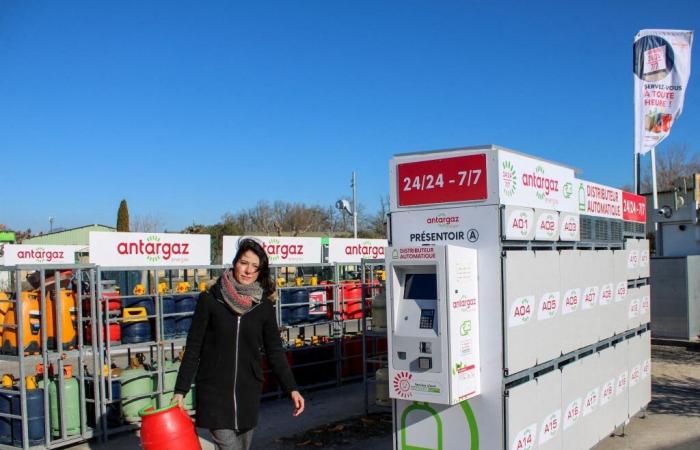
[139,404,201,450]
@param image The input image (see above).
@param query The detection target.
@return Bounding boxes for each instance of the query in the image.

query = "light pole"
[336,171,358,238]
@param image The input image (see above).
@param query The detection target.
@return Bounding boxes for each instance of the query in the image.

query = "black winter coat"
[174,283,297,431]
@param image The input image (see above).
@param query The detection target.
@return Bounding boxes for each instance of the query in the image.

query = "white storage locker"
[507,378,539,450]
[536,370,563,450]
[611,339,630,428]
[597,250,616,340]
[626,238,640,281]
[504,250,538,374]
[560,250,583,354]
[612,249,629,335]
[561,359,586,450]
[639,284,651,326]
[596,346,618,441]
[535,250,562,364]
[638,239,650,279]
[579,353,602,450]
[627,287,641,331]
[580,251,600,347]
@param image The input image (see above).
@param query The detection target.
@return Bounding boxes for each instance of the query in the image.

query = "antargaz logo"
[501,160,517,197]
[116,235,191,262]
[393,371,413,398]
[523,165,560,200]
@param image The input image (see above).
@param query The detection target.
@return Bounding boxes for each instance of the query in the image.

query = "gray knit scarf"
[218,269,263,316]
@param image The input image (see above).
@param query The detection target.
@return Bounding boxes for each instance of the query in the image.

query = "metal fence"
[0,261,386,448]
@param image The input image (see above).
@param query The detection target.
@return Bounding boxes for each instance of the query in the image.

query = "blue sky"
[1,0,698,234]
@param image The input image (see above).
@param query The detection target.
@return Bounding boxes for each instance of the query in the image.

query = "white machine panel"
[387,245,480,405]
[561,359,585,450]
[506,379,539,450]
[612,249,629,335]
[625,238,640,281]
[535,251,562,364]
[536,370,563,450]
[597,250,616,341]
[504,250,538,374]
[580,251,600,347]
[596,346,618,441]
[639,284,651,326]
[560,250,583,354]
[627,287,641,331]
[638,239,650,279]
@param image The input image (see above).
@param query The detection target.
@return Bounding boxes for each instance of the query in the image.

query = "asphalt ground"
[68,344,700,449]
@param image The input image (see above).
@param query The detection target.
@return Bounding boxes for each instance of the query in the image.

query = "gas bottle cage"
[0,262,387,449]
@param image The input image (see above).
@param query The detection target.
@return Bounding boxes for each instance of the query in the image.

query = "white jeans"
[210,428,255,450]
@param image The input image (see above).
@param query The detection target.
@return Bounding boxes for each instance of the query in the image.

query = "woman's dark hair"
[233,238,275,299]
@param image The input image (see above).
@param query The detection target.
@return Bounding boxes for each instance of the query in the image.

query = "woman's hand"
[171,393,185,410]
[290,390,305,416]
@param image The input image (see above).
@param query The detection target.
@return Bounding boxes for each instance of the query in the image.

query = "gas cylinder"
[9,375,45,446]
[47,288,78,351]
[371,288,387,332]
[1,291,43,355]
[49,365,80,437]
[139,404,201,450]
[173,295,197,337]
[339,282,363,320]
[375,368,390,406]
[161,296,177,339]
[120,357,154,423]
[157,358,193,410]
[121,306,152,344]
[0,292,10,346]
[0,375,12,444]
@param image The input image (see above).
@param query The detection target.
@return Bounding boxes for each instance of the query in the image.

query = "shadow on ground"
[272,412,392,449]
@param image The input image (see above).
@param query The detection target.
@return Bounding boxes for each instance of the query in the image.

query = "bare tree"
[131,214,165,233]
[641,143,700,193]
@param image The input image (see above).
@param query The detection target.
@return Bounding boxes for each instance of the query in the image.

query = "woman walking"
[173,238,304,450]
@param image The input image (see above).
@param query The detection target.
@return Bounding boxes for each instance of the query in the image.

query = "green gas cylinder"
[120,357,154,423]
[49,365,80,437]
[159,359,194,410]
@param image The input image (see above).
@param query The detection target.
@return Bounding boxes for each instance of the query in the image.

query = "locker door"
[597,250,615,341]
[504,251,538,374]
[535,251,562,365]
[611,340,630,428]
[537,370,563,450]
[580,251,599,348]
[625,238,640,281]
[560,250,582,355]
[627,287,641,331]
[506,379,539,450]
[561,359,585,450]
[579,353,601,449]
[612,249,629,335]
[596,347,618,441]
[639,284,651,326]
[638,239,650,279]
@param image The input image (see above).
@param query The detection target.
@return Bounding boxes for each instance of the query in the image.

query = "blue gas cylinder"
[281,289,310,325]
[122,296,155,344]
[173,295,197,337]
[11,386,45,446]
[161,296,177,339]
[0,391,10,444]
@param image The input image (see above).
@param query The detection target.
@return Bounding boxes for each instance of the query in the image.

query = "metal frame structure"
[0,260,384,448]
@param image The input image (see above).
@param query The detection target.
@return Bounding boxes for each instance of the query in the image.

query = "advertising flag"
[634,29,693,154]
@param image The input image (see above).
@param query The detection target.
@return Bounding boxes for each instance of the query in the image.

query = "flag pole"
[651,146,662,255]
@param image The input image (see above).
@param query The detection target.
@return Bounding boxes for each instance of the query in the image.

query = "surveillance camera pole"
[352,171,357,238]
